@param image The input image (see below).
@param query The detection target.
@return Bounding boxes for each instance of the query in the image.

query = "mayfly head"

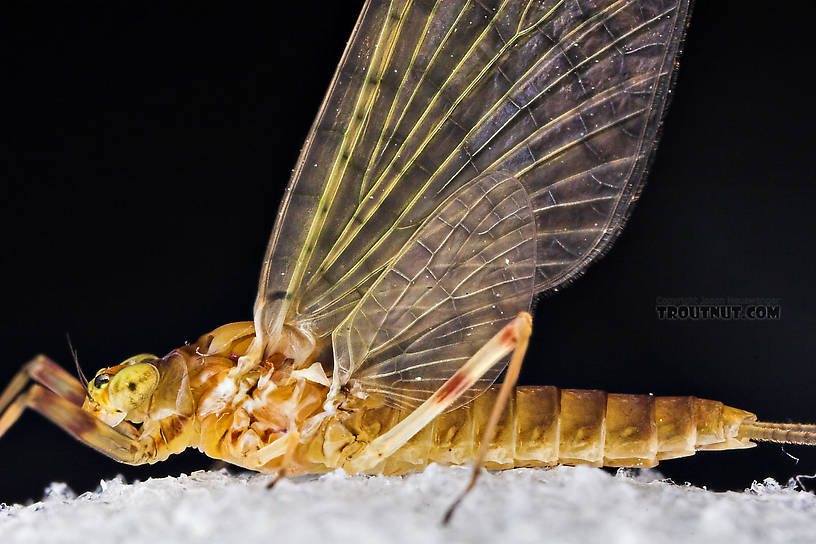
[85,354,160,426]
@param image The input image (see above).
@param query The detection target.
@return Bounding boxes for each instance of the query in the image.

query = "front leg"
[1,355,151,462]
[0,383,154,464]
[0,354,87,411]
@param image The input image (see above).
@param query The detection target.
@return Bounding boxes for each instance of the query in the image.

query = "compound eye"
[108,363,160,412]
[93,374,110,389]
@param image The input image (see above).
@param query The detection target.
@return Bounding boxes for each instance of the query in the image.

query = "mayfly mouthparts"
[2,0,814,520]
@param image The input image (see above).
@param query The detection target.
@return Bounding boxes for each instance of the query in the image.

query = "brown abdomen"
[380,386,757,473]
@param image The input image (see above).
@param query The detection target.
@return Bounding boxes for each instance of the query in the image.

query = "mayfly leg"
[266,430,300,489]
[0,354,138,440]
[0,355,144,459]
[443,312,532,524]
[0,355,87,412]
[345,312,532,474]
[1,354,89,439]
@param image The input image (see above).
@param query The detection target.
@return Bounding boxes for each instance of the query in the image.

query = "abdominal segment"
[303,386,757,473]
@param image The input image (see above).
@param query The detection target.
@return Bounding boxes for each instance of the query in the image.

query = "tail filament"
[739,421,816,446]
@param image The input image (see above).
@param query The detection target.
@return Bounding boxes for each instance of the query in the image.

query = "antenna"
[66,333,89,389]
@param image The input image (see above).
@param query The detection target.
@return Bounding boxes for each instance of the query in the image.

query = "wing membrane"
[255,0,691,403]
[332,171,535,409]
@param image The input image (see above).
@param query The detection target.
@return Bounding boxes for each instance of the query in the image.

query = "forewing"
[255,0,692,350]
[332,171,535,409]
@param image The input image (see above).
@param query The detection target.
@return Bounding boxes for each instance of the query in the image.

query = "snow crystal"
[1,465,815,544]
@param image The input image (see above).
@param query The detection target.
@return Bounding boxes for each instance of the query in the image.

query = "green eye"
[108,363,160,411]
[93,374,110,389]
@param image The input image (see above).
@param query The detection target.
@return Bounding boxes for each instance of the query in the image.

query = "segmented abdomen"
[368,386,757,473]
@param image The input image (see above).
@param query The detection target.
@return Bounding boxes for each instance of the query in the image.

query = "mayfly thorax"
[2,0,815,510]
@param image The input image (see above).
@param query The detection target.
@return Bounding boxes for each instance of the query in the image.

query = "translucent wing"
[332,171,535,409]
[254,0,691,403]
[256,0,691,342]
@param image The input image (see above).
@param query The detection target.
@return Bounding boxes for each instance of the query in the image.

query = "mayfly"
[2,0,814,515]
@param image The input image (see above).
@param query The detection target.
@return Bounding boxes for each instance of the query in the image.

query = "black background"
[2,3,814,504]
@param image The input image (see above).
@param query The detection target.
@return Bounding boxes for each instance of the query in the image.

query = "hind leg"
[441,312,531,523]
[345,312,532,473]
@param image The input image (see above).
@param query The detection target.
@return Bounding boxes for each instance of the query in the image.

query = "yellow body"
[134,322,756,474]
[2,319,809,479]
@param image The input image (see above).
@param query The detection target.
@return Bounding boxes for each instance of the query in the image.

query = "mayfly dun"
[2,0,814,519]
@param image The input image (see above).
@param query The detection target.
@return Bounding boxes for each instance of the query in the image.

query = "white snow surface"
[1,465,814,544]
